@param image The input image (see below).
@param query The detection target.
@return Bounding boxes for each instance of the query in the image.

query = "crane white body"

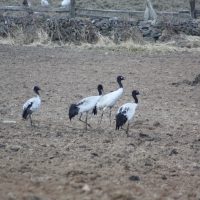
[78,95,102,114]
[22,86,41,126]
[23,95,41,113]
[61,0,70,7]
[41,0,49,6]
[117,102,137,122]
[96,76,125,124]
[69,84,104,130]
[116,90,139,136]
[96,88,123,110]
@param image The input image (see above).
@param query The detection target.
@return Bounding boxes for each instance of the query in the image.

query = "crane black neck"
[117,79,123,88]
[34,90,40,96]
[97,85,104,95]
[98,89,103,95]
[35,91,40,95]
[33,86,40,96]
[133,96,138,104]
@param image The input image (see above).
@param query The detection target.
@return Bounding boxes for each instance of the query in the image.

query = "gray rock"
[23,195,42,200]
[169,149,178,156]
[0,143,6,149]
[129,175,140,181]
[9,145,21,152]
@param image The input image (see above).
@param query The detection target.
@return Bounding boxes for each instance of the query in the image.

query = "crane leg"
[99,110,104,124]
[85,113,88,130]
[79,113,82,121]
[126,123,130,136]
[109,108,112,125]
[29,115,33,126]
[79,113,91,128]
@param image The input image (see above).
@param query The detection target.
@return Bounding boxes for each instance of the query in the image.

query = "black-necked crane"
[22,0,31,7]
[22,86,41,126]
[61,0,70,7]
[69,84,104,130]
[96,75,125,124]
[41,0,49,6]
[116,90,140,136]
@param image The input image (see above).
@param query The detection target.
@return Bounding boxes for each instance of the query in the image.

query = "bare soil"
[0,44,200,200]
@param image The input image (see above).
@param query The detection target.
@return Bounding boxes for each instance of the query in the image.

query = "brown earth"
[0,44,200,200]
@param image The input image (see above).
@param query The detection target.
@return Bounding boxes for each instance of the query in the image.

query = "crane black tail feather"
[69,104,79,121]
[92,106,97,115]
[116,113,127,130]
[22,103,33,120]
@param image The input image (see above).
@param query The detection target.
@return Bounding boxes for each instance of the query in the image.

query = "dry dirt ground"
[0,44,200,200]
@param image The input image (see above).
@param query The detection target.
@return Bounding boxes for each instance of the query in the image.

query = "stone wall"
[0,14,200,44]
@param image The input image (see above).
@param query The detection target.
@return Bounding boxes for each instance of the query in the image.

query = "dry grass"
[184,35,200,47]
[79,34,200,53]
[0,36,14,45]
[32,29,51,45]
[0,27,50,46]
[1,25,200,54]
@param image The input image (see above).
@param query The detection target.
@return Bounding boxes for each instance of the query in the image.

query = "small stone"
[56,132,63,137]
[128,143,135,147]
[153,121,161,127]
[166,133,173,137]
[124,165,130,170]
[79,145,87,149]
[129,175,140,181]
[0,144,6,149]
[169,149,178,156]
[161,175,167,180]
[10,145,21,152]
[23,195,42,200]
[103,139,111,143]
[145,159,153,166]
[7,192,16,200]
[91,152,99,157]
[82,184,91,192]
[139,133,150,138]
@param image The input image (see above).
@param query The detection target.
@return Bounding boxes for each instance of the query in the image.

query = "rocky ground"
[0,44,200,200]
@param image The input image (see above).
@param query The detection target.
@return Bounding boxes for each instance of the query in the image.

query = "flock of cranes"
[22,76,140,136]
[22,0,71,8]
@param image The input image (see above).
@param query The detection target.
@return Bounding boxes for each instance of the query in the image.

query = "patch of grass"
[1,25,200,54]
[0,35,14,45]
[78,34,200,54]
[0,26,51,46]
[33,29,51,45]
[185,35,200,48]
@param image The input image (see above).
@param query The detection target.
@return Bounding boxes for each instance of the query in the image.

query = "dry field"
[0,0,200,11]
[0,44,200,200]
